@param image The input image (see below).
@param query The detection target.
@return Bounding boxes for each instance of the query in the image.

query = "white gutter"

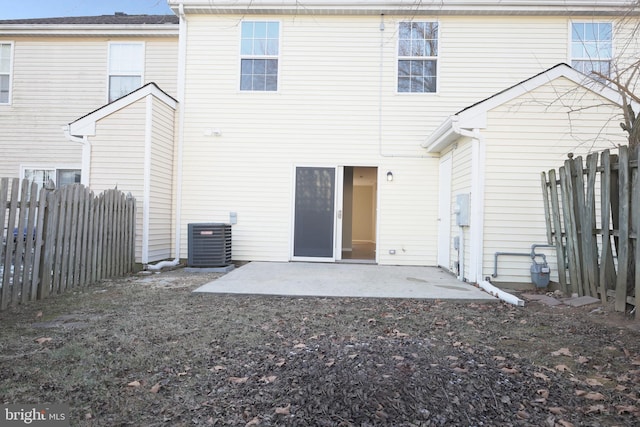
[62,124,91,186]
[0,25,178,37]
[147,3,187,271]
[169,0,637,16]
[422,115,477,153]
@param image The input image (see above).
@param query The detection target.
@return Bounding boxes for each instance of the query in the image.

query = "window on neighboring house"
[0,42,12,104]
[23,168,81,192]
[108,42,144,102]
[571,22,612,78]
[240,21,279,91]
[398,21,438,93]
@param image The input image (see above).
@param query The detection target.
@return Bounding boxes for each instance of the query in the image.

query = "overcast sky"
[1,0,174,20]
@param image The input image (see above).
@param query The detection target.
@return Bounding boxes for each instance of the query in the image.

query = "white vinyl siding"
[448,140,473,279]
[481,77,625,284]
[0,36,177,180]
[90,98,146,261]
[108,42,144,102]
[87,94,175,264]
[0,42,12,104]
[179,13,639,269]
[149,97,175,261]
[181,15,445,264]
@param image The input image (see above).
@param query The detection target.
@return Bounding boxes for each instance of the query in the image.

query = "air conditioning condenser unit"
[188,223,232,267]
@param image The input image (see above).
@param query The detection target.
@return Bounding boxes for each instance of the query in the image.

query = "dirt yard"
[1,265,640,426]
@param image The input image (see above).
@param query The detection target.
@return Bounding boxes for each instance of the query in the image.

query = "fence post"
[548,169,568,293]
[2,179,19,309]
[20,181,39,303]
[625,147,640,320]
[0,178,10,309]
[599,150,615,303]
[12,179,30,305]
[561,161,582,295]
[615,146,630,312]
[31,182,54,301]
[583,153,600,298]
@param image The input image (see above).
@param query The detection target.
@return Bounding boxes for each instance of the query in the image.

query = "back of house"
[167,0,639,286]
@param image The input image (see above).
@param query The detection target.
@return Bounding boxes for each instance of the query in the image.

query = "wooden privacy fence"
[540,145,639,314]
[0,178,136,310]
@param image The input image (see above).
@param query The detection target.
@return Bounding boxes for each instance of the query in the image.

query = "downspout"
[62,125,91,186]
[469,128,485,283]
[147,2,187,270]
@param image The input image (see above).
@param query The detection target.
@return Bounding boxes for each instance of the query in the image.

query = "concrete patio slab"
[193,262,498,301]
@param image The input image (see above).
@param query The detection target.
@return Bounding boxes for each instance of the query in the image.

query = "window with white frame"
[240,21,279,91]
[23,168,81,192]
[398,21,438,93]
[571,22,612,78]
[108,42,144,102]
[0,42,12,104]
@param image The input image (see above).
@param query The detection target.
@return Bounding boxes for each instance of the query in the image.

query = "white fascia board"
[68,83,177,137]
[423,63,639,153]
[0,25,178,37]
[456,64,638,122]
[170,0,638,15]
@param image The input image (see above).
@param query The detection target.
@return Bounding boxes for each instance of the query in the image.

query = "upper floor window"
[240,21,279,91]
[398,21,438,93]
[0,42,12,104]
[571,22,612,78]
[108,42,144,102]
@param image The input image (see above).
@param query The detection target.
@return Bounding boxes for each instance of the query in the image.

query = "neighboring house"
[5,1,640,288]
[0,13,179,264]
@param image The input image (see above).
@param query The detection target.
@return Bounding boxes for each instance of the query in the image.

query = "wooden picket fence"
[0,178,136,310]
[540,145,639,314]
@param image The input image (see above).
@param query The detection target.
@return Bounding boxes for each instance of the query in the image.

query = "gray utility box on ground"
[188,223,232,267]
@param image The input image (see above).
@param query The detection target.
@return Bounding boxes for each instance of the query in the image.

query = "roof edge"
[0,24,178,36]
[68,83,177,137]
[423,63,639,153]
[169,0,639,16]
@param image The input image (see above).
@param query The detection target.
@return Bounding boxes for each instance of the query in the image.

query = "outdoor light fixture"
[386,171,393,182]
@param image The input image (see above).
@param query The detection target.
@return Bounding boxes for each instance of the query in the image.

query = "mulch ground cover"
[1,266,640,426]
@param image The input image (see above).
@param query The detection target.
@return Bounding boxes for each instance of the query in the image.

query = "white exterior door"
[437,155,452,269]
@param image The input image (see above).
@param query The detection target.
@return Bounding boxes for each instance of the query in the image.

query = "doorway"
[292,166,336,260]
[341,166,377,263]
